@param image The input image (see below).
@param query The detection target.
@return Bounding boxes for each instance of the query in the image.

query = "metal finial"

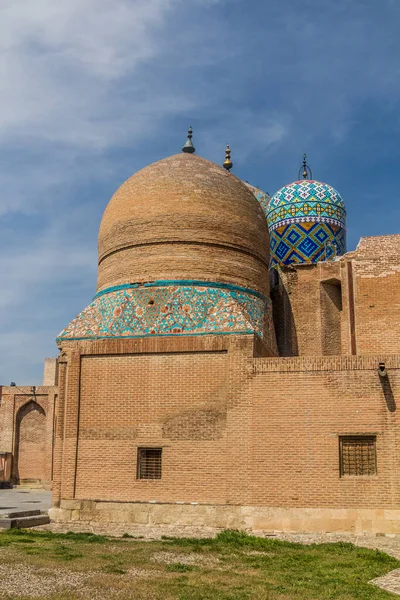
[298,153,313,180]
[182,126,195,153]
[302,154,307,179]
[223,145,233,171]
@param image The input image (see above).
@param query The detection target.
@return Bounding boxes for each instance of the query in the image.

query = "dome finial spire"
[299,153,312,180]
[223,144,233,171]
[182,126,195,154]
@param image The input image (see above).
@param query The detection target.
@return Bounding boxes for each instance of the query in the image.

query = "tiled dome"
[267,179,346,268]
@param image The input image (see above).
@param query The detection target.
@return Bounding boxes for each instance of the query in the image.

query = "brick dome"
[97,153,271,296]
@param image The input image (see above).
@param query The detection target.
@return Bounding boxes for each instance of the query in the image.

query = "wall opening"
[14,401,46,483]
[137,448,162,480]
[320,278,342,355]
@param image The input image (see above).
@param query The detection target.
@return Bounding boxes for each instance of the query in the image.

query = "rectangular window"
[137,448,162,480]
[339,436,377,477]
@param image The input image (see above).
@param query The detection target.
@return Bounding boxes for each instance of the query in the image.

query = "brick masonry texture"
[2,151,400,535]
[43,359,58,386]
[97,153,270,296]
[272,234,400,357]
[50,331,400,533]
[75,350,228,502]
[0,387,56,487]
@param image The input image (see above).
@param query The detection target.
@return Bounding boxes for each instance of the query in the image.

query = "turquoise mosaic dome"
[266,179,346,268]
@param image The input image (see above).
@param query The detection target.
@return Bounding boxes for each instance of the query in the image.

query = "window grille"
[339,436,376,477]
[137,448,162,480]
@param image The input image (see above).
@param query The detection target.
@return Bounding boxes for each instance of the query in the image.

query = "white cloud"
[1,0,400,383]
[0,0,180,145]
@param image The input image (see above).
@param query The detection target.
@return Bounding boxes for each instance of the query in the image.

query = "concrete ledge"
[49,502,400,535]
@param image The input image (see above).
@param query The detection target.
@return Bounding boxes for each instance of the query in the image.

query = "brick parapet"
[252,355,400,373]
[58,333,260,356]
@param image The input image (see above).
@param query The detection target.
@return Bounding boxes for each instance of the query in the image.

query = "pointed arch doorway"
[14,401,46,484]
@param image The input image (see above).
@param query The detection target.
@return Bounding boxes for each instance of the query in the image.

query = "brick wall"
[0,387,56,486]
[0,387,14,453]
[53,335,258,506]
[272,234,400,357]
[250,355,400,508]
[43,359,58,386]
[54,335,400,515]
[15,400,46,481]
[320,279,342,355]
[350,235,400,354]
[75,351,228,502]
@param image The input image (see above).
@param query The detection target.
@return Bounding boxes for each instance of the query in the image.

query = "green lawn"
[0,529,398,599]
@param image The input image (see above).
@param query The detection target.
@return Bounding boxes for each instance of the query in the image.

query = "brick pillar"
[60,350,81,500]
[52,353,68,507]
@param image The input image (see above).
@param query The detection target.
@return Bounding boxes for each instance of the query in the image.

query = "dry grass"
[0,529,398,599]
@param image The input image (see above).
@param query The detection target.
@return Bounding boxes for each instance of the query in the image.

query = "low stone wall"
[49,501,400,536]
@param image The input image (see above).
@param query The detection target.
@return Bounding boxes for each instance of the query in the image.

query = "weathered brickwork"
[273,234,400,357]
[75,351,228,502]
[350,235,400,355]
[15,400,46,481]
[52,335,260,506]
[2,150,400,535]
[43,359,58,386]
[50,336,400,533]
[0,387,56,487]
[250,356,400,509]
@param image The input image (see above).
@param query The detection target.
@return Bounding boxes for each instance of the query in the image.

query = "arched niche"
[14,401,46,483]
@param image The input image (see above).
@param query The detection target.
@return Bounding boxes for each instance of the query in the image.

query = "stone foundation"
[49,501,400,536]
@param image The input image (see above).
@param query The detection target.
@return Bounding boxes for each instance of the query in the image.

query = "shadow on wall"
[380,375,396,413]
[270,269,298,357]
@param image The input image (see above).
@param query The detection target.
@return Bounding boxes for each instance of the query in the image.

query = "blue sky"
[1,0,400,384]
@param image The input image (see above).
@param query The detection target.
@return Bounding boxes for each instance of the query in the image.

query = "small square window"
[339,436,377,477]
[137,448,162,480]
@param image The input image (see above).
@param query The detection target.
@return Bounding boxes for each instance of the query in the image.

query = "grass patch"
[102,565,127,574]
[166,563,194,572]
[0,529,397,599]
[6,528,108,543]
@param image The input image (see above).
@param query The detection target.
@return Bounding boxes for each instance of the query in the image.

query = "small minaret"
[182,126,195,153]
[223,145,233,171]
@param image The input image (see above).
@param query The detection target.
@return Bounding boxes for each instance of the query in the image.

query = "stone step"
[0,514,50,530]
[0,510,41,519]
[14,479,44,489]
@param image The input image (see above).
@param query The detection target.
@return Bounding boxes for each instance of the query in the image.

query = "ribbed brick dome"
[97,153,271,296]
